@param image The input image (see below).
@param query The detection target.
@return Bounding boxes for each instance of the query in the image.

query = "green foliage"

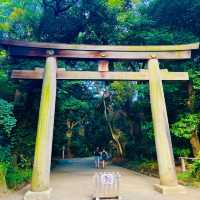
[0,50,7,58]
[146,0,200,37]
[0,99,16,136]
[1,0,200,181]
[171,114,200,139]
[137,160,158,172]
[0,162,8,192]
[70,135,89,157]
[173,147,191,157]
[123,160,159,177]
[178,153,200,183]
[110,81,136,107]
[6,167,32,189]
[141,121,154,139]
[0,146,11,164]
[189,70,200,91]
[0,163,8,178]
[60,97,89,112]
[0,70,16,101]
[38,0,118,43]
[192,159,200,179]
[107,0,124,8]
[0,0,42,39]
[17,154,32,169]
[177,171,200,187]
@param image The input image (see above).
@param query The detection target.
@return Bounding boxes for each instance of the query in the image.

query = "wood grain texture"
[98,60,109,72]
[0,40,199,51]
[31,56,57,192]
[7,46,192,59]
[11,69,189,81]
[148,58,178,186]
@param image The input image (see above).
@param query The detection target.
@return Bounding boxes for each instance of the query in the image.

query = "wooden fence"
[179,157,200,172]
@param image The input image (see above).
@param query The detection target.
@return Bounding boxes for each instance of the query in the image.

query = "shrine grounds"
[2,157,200,200]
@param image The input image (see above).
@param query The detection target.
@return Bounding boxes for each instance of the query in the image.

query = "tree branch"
[103,96,123,156]
[42,0,76,16]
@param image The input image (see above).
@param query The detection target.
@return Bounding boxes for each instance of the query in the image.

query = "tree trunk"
[66,130,73,158]
[190,131,200,157]
[187,81,200,157]
[14,89,22,105]
[129,121,135,140]
[187,81,195,112]
[103,97,123,157]
[66,140,73,158]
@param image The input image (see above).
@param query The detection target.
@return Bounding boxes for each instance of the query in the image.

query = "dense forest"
[1,0,200,190]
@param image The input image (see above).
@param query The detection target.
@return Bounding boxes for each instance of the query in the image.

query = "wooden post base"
[24,188,52,200]
[154,184,185,194]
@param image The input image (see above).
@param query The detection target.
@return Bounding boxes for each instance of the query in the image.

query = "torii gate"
[0,40,199,199]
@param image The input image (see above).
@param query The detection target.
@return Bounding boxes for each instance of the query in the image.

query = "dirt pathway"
[1,157,200,200]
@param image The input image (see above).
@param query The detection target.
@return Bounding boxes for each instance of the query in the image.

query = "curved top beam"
[0,40,199,52]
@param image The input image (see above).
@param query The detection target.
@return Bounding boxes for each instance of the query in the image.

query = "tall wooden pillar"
[24,56,57,200]
[148,58,181,193]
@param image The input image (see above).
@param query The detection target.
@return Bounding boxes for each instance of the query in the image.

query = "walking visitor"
[101,148,108,169]
[94,147,101,168]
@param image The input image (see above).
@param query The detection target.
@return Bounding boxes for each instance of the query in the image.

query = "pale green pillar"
[31,56,57,192]
[148,58,182,193]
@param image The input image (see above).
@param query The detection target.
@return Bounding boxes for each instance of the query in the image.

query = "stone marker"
[93,172,121,200]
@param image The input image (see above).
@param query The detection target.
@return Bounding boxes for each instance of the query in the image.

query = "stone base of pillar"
[154,184,185,194]
[24,188,52,200]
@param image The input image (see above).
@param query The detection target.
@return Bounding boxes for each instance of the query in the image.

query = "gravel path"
[1,157,200,200]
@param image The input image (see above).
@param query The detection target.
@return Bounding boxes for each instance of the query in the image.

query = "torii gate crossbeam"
[0,40,199,200]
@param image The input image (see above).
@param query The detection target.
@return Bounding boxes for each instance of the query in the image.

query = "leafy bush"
[0,146,11,164]
[135,160,159,177]
[0,98,16,137]
[6,167,32,189]
[0,98,16,169]
[177,171,200,187]
[122,160,159,177]
[0,164,8,176]
[137,160,158,171]
[0,163,8,192]
[171,114,200,139]
[17,154,32,169]
[191,159,200,179]
[71,135,89,157]
[173,147,191,157]
[0,147,11,192]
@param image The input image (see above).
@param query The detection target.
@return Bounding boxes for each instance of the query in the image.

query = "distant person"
[101,148,108,169]
[94,147,101,168]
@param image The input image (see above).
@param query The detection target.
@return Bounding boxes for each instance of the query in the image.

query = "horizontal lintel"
[11,69,189,81]
[1,40,199,51]
[8,47,192,59]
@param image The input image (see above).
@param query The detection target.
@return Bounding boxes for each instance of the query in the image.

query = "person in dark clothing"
[94,147,101,168]
[101,148,108,169]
